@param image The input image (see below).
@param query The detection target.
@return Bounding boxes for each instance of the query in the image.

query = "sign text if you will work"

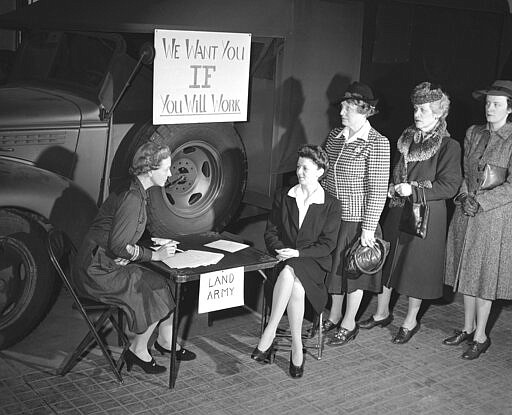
[153,29,251,125]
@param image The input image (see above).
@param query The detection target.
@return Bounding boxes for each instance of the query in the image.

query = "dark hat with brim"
[340,81,378,107]
[344,237,390,277]
[472,80,512,100]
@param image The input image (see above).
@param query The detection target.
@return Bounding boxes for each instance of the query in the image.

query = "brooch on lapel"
[353,146,362,155]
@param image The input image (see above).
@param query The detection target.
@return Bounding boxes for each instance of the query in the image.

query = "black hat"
[340,82,378,107]
[344,237,390,277]
[472,80,512,100]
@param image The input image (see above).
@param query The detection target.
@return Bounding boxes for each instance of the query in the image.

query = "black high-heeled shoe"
[153,341,197,361]
[124,349,166,374]
[251,344,275,363]
[289,351,305,378]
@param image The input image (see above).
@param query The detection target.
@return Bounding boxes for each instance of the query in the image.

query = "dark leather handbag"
[480,163,508,190]
[344,237,390,277]
[399,187,429,239]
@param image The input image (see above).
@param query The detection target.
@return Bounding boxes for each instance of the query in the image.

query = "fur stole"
[393,119,449,183]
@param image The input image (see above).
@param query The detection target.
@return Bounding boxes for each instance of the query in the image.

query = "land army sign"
[153,29,251,124]
[198,266,244,314]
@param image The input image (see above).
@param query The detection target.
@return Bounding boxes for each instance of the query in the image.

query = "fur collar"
[397,119,448,163]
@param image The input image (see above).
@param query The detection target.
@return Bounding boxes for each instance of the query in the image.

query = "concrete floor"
[1,216,512,414]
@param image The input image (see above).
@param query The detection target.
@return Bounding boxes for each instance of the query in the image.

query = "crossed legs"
[258,265,306,366]
[130,313,174,361]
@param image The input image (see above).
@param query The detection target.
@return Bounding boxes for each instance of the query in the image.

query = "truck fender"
[0,158,98,246]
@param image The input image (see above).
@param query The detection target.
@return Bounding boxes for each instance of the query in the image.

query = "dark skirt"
[269,257,327,314]
[73,239,175,334]
[326,221,383,294]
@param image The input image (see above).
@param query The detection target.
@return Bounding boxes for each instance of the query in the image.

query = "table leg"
[257,270,267,336]
[169,281,181,389]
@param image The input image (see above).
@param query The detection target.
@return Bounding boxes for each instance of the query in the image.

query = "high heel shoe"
[153,341,197,361]
[124,349,166,374]
[251,344,275,363]
[289,351,305,378]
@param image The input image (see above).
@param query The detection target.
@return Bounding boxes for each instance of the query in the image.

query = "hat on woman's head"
[411,82,444,105]
[340,81,378,106]
[472,80,512,100]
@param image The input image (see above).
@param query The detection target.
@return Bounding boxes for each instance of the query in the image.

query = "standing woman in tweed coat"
[444,80,512,359]
[360,82,462,344]
[322,82,390,346]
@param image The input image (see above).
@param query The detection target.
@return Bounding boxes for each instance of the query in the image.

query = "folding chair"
[46,229,129,383]
[261,267,325,360]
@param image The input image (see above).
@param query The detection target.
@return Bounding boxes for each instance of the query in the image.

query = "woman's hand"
[394,182,413,197]
[153,242,178,261]
[387,183,396,198]
[360,229,375,247]
[275,248,299,261]
[114,257,130,266]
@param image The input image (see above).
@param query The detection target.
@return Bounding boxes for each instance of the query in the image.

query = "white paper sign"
[198,266,244,314]
[153,29,251,124]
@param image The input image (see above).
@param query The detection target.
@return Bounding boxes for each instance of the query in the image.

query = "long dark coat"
[445,123,512,300]
[382,135,462,299]
[264,187,342,313]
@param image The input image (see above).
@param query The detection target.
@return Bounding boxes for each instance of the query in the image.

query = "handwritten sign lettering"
[198,266,244,314]
[153,30,251,124]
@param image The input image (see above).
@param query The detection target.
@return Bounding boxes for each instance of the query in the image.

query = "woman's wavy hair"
[298,144,329,175]
[429,93,451,120]
[129,142,171,176]
[344,98,378,117]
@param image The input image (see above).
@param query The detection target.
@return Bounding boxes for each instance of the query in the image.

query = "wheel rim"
[0,237,36,329]
[162,140,223,218]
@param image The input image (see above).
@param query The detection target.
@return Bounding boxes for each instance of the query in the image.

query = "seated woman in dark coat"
[74,142,195,375]
[251,145,342,378]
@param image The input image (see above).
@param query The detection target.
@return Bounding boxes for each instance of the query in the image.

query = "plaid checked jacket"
[323,126,390,232]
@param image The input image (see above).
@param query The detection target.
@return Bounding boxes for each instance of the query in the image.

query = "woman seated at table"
[251,144,342,378]
[73,141,196,375]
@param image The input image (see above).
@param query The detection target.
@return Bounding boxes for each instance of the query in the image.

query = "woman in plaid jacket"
[322,82,390,346]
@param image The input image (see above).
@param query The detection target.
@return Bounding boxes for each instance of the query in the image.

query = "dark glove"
[462,194,480,216]
[453,193,467,206]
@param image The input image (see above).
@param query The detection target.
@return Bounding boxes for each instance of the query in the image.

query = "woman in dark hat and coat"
[252,145,342,378]
[322,82,390,346]
[444,80,512,359]
[360,82,462,344]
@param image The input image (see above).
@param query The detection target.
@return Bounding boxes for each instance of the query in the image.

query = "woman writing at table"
[74,141,196,375]
[252,144,342,378]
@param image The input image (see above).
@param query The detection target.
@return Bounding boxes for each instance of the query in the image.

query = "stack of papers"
[162,249,224,269]
[204,239,249,253]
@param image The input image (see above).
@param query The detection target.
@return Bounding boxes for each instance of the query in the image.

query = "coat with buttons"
[73,178,174,334]
[445,122,512,300]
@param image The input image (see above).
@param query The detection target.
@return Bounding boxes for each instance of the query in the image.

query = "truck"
[0,0,510,349]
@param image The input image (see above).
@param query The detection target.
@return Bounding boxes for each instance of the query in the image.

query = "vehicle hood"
[0,85,99,129]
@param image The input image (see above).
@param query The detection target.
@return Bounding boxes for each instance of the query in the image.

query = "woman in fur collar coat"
[359,82,462,344]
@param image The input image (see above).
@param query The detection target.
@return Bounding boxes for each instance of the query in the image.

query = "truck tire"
[0,211,59,349]
[112,123,247,236]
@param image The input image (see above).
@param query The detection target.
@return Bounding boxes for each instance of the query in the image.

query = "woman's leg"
[287,276,305,366]
[327,293,345,324]
[156,313,174,348]
[373,285,393,320]
[130,321,159,361]
[340,289,363,330]
[257,265,295,351]
[474,297,492,343]
[463,295,477,334]
[402,297,421,329]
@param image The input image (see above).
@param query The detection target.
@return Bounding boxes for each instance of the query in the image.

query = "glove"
[453,193,467,206]
[462,194,480,216]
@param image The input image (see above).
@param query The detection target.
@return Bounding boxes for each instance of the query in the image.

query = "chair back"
[46,229,80,304]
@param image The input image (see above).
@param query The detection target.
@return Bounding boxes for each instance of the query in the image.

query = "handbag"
[480,163,508,190]
[344,237,390,278]
[399,187,429,239]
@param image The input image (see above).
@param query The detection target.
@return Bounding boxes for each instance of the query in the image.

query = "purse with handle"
[399,186,429,239]
[480,163,508,190]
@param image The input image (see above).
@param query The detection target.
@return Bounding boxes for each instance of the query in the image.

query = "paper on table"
[203,239,249,253]
[161,249,224,269]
